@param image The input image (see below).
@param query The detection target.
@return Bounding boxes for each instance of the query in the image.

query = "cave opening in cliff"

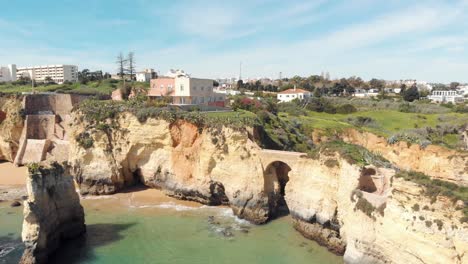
[264,161,291,219]
[358,168,377,193]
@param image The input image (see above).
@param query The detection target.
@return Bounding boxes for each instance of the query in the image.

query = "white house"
[427,90,464,103]
[277,87,311,103]
[0,64,17,82]
[136,68,156,82]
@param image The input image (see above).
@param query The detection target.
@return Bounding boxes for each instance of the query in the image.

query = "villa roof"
[278,88,310,94]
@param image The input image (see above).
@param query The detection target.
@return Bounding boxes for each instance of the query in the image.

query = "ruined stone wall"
[25,115,57,139]
[23,94,87,115]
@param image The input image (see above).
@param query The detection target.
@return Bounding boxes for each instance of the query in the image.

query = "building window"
[160,84,164,90]
[180,84,184,91]
[201,86,204,91]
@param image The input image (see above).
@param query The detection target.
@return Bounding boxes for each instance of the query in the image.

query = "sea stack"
[20,162,85,264]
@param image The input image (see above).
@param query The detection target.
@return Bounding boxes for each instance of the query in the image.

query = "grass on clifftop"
[309,140,391,168]
[0,79,149,96]
[280,109,468,150]
[76,99,259,129]
[394,170,468,223]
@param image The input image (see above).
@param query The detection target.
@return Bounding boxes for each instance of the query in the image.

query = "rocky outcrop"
[314,128,468,186]
[0,95,24,162]
[69,114,270,223]
[20,162,85,264]
[69,112,468,263]
[286,152,468,263]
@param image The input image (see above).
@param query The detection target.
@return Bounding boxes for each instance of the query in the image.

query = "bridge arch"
[264,161,291,219]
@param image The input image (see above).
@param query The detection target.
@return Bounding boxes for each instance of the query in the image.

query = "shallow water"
[0,195,342,264]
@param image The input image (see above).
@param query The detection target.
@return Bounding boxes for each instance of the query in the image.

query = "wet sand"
[0,162,27,186]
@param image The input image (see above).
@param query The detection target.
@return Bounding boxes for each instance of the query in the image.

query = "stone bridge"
[258,149,307,170]
[258,149,308,216]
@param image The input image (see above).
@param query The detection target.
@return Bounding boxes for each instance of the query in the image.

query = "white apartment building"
[16,65,78,84]
[428,90,465,103]
[0,64,17,82]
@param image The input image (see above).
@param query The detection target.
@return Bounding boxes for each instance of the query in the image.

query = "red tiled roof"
[278,88,310,94]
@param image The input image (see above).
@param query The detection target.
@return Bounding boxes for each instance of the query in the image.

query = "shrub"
[336,104,357,114]
[75,132,94,149]
[324,159,339,168]
[355,197,376,218]
[412,203,420,211]
[434,219,443,230]
[347,116,375,127]
[425,220,433,228]
[399,102,416,113]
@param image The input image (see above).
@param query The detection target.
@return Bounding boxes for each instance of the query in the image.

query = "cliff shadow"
[48,222,136,264]
[264,161,291,220]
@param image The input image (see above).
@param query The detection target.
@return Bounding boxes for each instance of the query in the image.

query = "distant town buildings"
[0,64,17,82]
[277,87,311,103]
[428,90,465,103]
[136,68,156,82]
[17,65,78,84]
[385,79,433,91]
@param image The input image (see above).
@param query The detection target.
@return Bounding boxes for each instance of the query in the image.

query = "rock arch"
[263,161,292,219]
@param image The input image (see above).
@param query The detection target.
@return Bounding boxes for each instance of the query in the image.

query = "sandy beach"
[0,161,27,186]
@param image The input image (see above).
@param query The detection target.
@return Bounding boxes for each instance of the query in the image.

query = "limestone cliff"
[69,112,467,263]
[20,162,85,264]
[0,95,24,162]
[287,154,468,263]
[314,128,468,186]
[69,113,270,223]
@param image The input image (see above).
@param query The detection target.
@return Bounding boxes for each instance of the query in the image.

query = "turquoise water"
[0,197,342,264]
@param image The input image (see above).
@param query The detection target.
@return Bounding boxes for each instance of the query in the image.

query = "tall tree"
[116,52,127,80]
[403,85,420,102]
[450,82,460,90]
[127,52,136,81]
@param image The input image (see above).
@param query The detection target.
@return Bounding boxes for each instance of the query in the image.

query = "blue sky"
[1,0,468,82]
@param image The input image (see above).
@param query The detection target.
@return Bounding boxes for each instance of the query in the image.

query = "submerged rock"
[10,201,21,207]
[19,162,86,264]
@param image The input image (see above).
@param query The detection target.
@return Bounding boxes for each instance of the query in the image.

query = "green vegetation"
[77,99,259,130]
[355,197,376,219]
[394,170,468,222]
[27,162,40,174]
[75,132,94,149]
[0,79,149,97]
[279,100,467,150]
[309,140,391,167]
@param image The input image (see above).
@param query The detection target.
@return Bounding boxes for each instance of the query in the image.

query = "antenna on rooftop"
[239,61,242,81]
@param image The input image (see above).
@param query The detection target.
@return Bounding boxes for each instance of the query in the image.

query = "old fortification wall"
[23,94,87,116]
[13,94,88,165]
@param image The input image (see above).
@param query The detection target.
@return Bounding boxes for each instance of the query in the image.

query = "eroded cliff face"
[69,112,467,263]
[314,128,468,186]
[20,162,85,264]
[69,113,270,223]
[0,96,24,162]
[287,154,468,263]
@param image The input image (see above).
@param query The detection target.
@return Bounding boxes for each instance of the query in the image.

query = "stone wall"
[23,94,87,115]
